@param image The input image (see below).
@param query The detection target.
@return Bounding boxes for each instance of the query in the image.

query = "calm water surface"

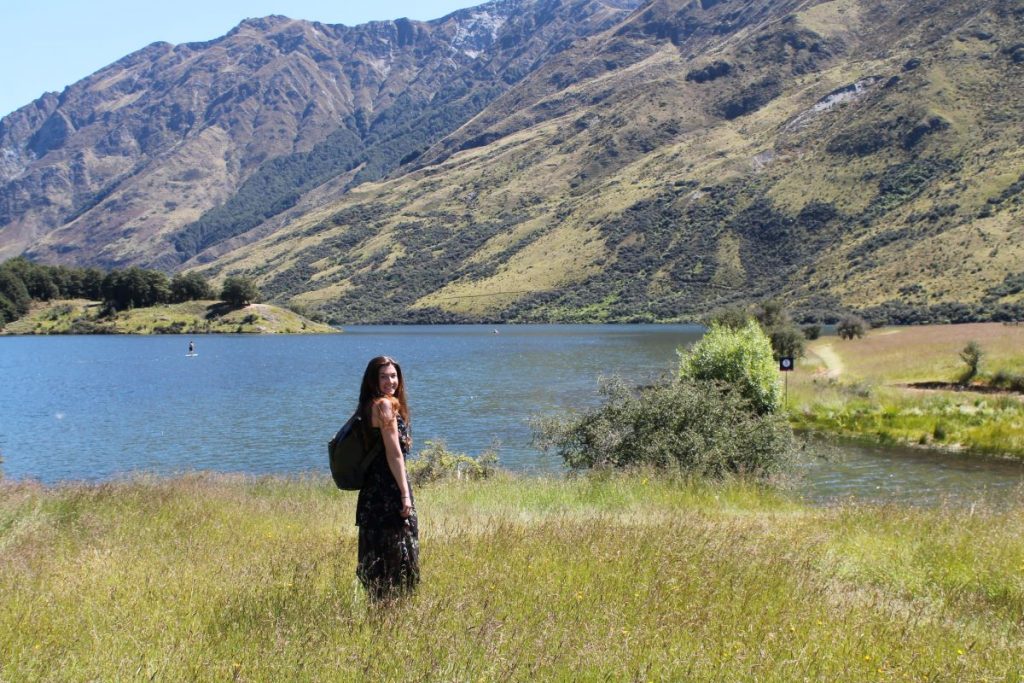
[1,325,1022,505]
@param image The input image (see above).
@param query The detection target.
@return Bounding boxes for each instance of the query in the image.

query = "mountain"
[0,0,641,269]
[2,0,1023,324]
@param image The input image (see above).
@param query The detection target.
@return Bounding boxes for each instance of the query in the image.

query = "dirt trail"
[812,344,844,378]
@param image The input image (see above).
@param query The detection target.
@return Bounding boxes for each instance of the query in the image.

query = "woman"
[354,355,420,599]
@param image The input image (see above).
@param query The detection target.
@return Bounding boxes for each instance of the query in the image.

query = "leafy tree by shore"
[220,276,261,308]
[533,375,796,477]
[170,272,213,303]
[680,320,782,414]
[536,322,792,476]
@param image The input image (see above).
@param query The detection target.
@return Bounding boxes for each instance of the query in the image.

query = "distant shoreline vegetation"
[0,257,333,335]
[3,256,1023,330]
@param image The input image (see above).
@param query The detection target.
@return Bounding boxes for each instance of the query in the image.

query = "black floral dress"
[355,415,420,598]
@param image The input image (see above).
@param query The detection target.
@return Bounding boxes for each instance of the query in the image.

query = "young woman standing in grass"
[354,356,420,599]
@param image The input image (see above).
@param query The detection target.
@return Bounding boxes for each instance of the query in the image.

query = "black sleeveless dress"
[355,415,420,598]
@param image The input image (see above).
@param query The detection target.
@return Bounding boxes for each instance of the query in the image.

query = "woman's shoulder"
[372,396,400,411]
[370,396,401,424]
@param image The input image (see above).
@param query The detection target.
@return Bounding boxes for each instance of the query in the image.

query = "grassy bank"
[2,473,1022,680]
[789,323,1024,458]
[0,299,337,335]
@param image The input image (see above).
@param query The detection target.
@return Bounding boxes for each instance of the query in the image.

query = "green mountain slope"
[197,0,1024,324]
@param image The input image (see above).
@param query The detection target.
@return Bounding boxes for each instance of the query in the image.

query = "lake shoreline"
[0,298,337,335]
[790,322,1024,461]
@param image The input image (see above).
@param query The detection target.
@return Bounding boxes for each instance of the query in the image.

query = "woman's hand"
[400,496,413,518]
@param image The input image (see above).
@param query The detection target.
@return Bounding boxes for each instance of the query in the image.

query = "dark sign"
[779,356,794,372]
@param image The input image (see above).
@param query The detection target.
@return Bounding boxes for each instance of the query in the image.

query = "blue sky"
[0,1,476,118]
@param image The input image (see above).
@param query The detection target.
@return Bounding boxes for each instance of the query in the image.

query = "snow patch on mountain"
[449,9,509,58]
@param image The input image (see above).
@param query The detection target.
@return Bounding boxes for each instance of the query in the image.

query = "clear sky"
[0,1,476,118]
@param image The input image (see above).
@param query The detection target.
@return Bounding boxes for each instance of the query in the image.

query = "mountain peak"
[2,0,1023,326]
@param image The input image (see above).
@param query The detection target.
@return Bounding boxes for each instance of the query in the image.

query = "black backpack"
[328,413,382,490]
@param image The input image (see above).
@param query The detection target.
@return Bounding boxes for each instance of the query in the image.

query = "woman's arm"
[373,399,413,518]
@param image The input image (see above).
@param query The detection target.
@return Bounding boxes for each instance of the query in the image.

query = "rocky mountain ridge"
[0,0,642,269]
[2,0,1023,324]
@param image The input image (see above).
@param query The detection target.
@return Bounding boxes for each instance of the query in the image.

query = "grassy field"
[1,300,337,335]
[789,323,1024,458]
[2,472,1022,681]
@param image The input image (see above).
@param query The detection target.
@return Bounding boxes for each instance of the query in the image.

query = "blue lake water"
[2,325,1023,505]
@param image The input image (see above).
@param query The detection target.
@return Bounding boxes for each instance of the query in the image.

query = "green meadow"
[789,323,1024,459]
[2,473,1022,681]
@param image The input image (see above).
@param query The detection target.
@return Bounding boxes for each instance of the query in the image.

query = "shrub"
[679,320,781,414]
[406,441,498,485]
[837,315,867,340]
[957,341,983,386]
[532,376,797,478]
[991,369,1024,393]
[802,324,821,340]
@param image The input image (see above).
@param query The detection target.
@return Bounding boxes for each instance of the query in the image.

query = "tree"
[101,267,170,310]
[221,276,260,308]
[958,341,983,386]
[679,319,781,414]
[752,299,805,360]
[170,271,213,303]
[769,325,806,361]
[0,292,18,324]
[0,267,32,318]
[837,315,867,340]
[708,304,750,330]
[753,299,787,330]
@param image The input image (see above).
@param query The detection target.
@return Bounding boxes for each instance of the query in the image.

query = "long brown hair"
[358,355,410,428]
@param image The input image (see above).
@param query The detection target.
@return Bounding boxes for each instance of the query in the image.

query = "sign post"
[779,356,794,407]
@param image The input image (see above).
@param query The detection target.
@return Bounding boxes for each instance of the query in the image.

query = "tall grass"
[2,473,1022,680]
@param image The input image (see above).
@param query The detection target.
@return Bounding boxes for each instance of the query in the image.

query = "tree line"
[0,257,260,326]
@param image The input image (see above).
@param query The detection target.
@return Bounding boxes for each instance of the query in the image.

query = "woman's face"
[377,364,399,396]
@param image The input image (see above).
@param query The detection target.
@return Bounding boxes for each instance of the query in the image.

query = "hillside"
[2,0,1023,324]
[0,299,336,335]
[196,0,1024,323]
[0,1,641,270]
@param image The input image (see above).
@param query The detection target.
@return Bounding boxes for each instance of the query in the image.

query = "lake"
[2,325,1022,504]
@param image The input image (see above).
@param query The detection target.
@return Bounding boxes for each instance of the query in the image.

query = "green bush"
[957,341,983,386]
[406,441,498,485]
[532,376,797,478]
[679,320,781,414]
[768,324,806,361]
[991,369,1024,393]
[837,316,867,340]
